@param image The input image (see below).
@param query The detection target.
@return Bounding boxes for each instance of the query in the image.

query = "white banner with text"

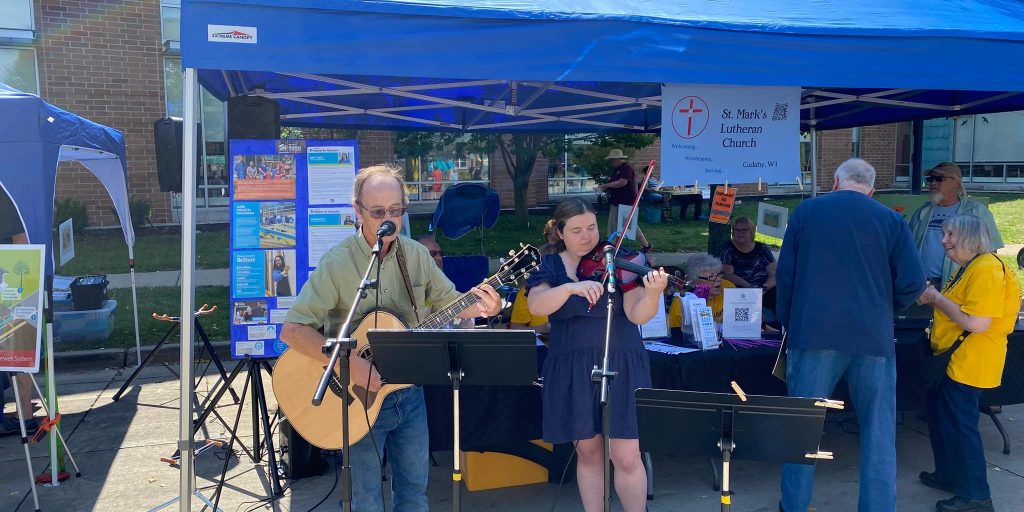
[660,84,800,185]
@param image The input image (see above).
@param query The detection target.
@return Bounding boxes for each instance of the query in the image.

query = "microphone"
[376,220,397,238]
[603,244,616,293]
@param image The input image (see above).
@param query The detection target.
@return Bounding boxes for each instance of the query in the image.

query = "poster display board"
[0,244,45,372]
[229,139,358,359]
[660,84,800,186]
[58,219,74,266]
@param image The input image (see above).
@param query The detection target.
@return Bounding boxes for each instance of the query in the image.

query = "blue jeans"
[926,376,990,500]
[780,348,897,512]
[350,385,430,512]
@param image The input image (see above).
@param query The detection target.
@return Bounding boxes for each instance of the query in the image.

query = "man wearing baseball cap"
[907,162,1003,288]
[596,149,652,252]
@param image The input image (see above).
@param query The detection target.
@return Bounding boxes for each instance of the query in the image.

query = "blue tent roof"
[0,83,134,273]
[182,0,1024,131]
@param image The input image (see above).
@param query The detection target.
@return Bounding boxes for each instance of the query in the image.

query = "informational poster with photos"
[229,139,358,358]
[0,245,46,372]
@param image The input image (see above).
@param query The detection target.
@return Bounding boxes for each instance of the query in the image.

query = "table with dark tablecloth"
[424,329,1024,465]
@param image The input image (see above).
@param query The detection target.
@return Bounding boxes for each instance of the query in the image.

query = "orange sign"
[709,186,736,224]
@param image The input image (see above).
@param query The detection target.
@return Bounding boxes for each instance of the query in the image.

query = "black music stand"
[366,329,538,512]
[635,388,838,512]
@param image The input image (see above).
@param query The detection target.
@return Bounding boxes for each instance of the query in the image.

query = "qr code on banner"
[772,102,789,121]
[734,307,751,322]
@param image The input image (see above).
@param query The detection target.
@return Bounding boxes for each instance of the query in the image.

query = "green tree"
[12,260,29,289]
[394,132,656,228]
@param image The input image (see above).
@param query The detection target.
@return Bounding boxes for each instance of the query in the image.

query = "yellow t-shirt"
[931,255,1021,388]
[510,287,549,327]
[708,281,736,324]
[668,281,736,327]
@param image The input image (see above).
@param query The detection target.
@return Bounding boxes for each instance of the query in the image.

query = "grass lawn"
[60,193,1023,277]
[65,286,232,351]
[56,228,230,276]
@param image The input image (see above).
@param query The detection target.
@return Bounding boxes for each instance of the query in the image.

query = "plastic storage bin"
[70,275,108,311]
[52,290,74,313]
[54,299,117,343]
[640,203,662,224]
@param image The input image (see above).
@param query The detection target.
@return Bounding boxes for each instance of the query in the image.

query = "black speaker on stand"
[154,117,203,193]
[228,96,281,140]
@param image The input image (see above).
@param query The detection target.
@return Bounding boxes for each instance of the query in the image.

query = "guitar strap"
[393,237,421,324]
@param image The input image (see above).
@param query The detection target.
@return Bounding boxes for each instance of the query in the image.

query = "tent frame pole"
[129,246,142,366]
[178,66,199,512]
[810,123,819,197]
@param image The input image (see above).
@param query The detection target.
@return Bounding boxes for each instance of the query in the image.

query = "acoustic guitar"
[272,244,540,449]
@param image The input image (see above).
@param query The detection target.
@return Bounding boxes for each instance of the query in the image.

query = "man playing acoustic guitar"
[281,164,501,512]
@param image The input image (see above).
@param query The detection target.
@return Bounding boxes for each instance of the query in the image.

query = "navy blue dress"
[525,253,652,444]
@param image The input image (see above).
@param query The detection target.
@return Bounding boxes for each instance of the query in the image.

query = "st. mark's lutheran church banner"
[660,84,800,186]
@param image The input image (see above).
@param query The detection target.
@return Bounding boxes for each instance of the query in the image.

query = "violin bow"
[596,159,658,293]
[606,159,655,262]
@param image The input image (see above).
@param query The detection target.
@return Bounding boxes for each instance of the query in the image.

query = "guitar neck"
[414,274,504,330]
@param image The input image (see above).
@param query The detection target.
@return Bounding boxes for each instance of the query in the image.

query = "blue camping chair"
[442,255,490,293]
[429,183,500,253]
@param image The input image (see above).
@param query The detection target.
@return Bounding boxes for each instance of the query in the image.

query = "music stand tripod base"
[636,388,831,512]
[367,328,538,512]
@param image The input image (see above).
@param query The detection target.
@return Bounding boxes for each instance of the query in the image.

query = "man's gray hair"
[835,158,876,189]
[942,214,993,255]
[687,253,722,276]
[415,234,437,244]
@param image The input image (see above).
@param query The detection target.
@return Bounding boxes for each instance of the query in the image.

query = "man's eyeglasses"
[357,204,407,220]
[429,250,444,258]
[698,271,724,282]
[924,175,947,183]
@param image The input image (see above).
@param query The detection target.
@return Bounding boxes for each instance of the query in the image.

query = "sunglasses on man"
[924,175,950,183]
[357,204,407,220]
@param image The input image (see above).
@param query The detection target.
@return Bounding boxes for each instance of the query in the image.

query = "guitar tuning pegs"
[508,249,514,256]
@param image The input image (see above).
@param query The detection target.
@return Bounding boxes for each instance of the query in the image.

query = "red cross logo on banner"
[671,96,710,139]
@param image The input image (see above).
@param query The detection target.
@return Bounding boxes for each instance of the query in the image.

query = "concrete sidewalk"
[102,252,695,290]
[101,245,1023,290]
[2,364,1023,511]
[106,267,230,289]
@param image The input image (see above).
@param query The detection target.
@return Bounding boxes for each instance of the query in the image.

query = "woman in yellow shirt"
[667,254,735,329]
[509,220,558,333]
[916,214,1020,512]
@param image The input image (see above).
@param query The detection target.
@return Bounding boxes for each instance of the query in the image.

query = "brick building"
[2,1,1017,229]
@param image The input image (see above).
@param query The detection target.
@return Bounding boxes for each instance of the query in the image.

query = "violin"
[577,241,688,293]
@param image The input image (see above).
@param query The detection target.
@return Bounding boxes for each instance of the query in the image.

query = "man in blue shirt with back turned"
[776,158,925,512]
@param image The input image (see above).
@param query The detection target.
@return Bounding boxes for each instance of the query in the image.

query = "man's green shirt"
[285,234,461,334]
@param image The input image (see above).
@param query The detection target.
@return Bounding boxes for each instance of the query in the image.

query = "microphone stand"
[311,227,389,512]
[591,245,618,512]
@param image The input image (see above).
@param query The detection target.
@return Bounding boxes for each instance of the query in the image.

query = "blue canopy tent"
[178,0,1024,506]
[0,82,143,486]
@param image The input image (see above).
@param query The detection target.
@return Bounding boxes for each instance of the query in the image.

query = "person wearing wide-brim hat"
[907,162,1003,289]
[596,149,651,251]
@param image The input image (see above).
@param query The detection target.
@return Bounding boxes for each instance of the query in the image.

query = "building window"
[549,137,597,196]
[160,3,180,53]
[402,152,490,201]
[1006,164,1024,183]
[0,0,34,32]
[163,56,228,208]
[548,158,595,196]
[953,112,1024,184]
[893,122,912,182]
[0,46,37,94]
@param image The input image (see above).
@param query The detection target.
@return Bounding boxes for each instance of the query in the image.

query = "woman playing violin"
[525,197,668,512]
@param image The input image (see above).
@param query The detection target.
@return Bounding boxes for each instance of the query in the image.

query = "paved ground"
[2,363,1023,511]
[102,245,1023,291]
